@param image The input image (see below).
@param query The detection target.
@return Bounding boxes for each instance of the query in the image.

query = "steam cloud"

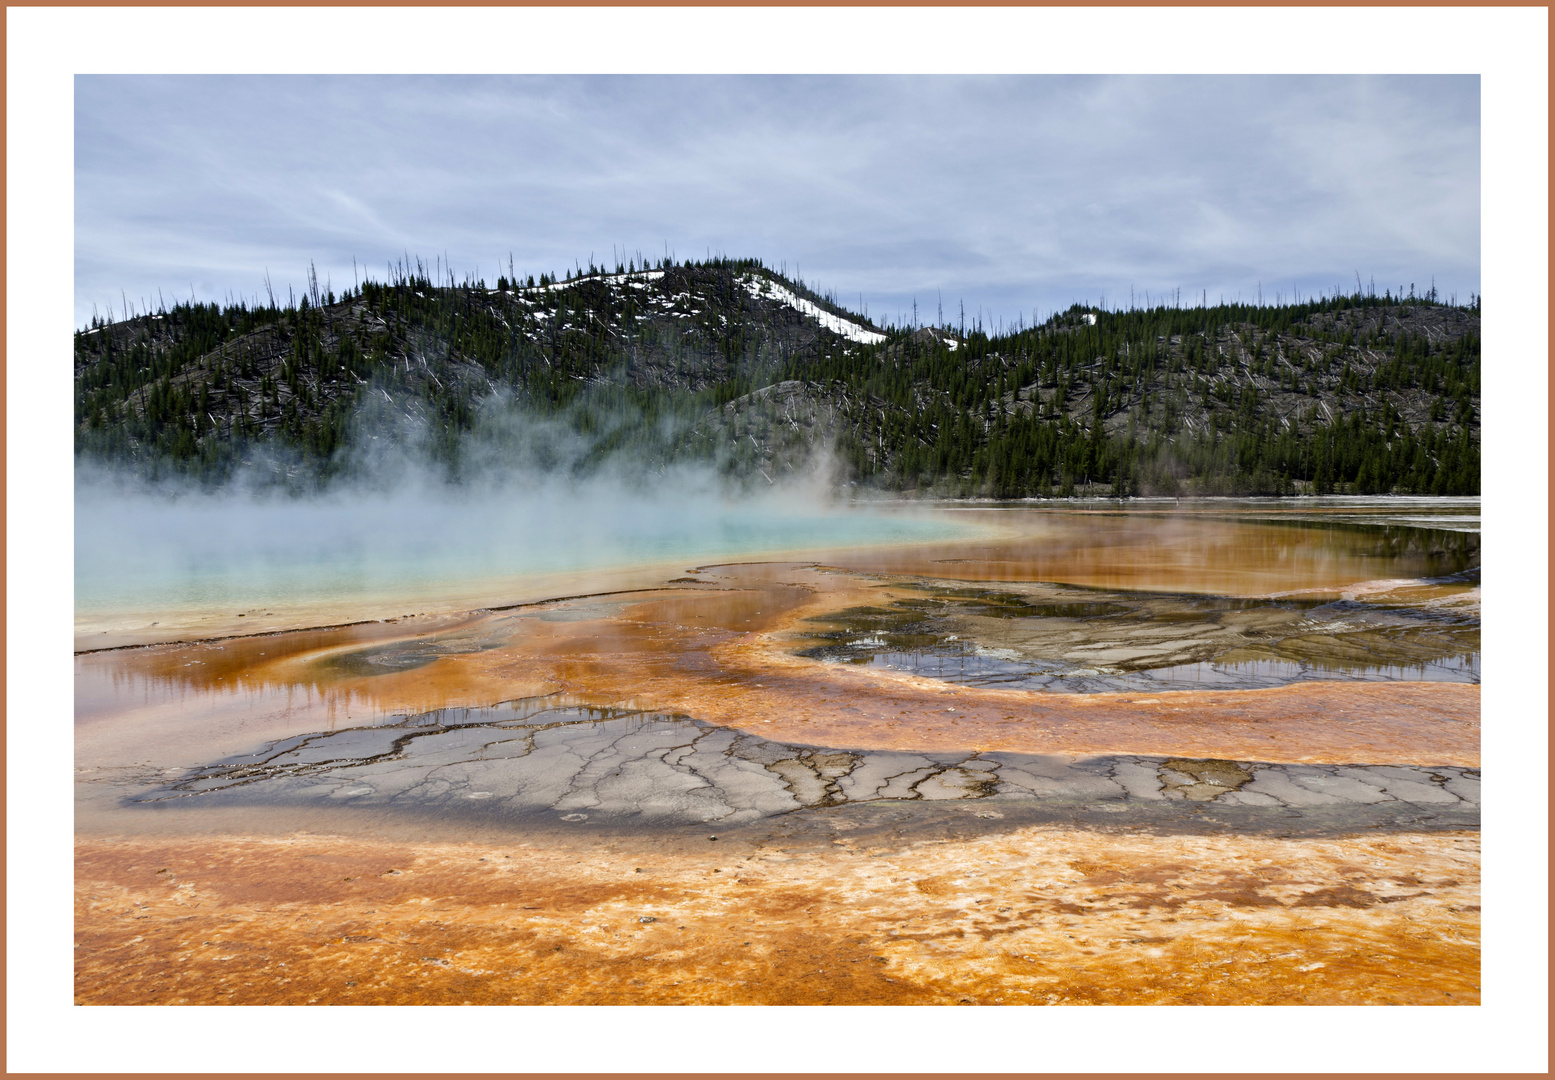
[74,396,957,617]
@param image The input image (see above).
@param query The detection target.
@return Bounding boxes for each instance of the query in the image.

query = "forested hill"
[74,256,1480,496]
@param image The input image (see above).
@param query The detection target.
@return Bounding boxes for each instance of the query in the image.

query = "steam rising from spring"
[74,401,963,618]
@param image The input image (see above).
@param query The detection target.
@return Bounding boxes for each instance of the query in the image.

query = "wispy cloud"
[75,74,1480,326]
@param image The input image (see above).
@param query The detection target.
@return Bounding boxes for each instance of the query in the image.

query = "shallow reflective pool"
[798,565,1479,693]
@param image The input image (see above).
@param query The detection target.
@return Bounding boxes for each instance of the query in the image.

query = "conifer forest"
[74,256,1480,497]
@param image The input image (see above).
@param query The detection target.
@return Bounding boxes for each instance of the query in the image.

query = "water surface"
[798,571,1480,693]
[75,497,1482,839]
[75,480,973,640]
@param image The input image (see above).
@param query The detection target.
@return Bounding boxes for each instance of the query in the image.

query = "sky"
[74,74,1481,331]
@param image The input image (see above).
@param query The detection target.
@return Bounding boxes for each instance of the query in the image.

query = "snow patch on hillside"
[926,327,959,351]
[740,275,886,345]
[512,270,665,296]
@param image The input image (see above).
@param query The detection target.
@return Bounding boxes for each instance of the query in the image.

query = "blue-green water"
[74,481,973,616]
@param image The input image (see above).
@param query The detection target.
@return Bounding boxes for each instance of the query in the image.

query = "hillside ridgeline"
[74,256,1480,496]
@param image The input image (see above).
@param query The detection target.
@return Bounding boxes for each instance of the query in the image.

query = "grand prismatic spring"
[74,496,1481,1005]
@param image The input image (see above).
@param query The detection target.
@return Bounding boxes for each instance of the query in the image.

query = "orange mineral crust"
[75,828,1480,1006]
[522,575,1481,765]
[78,564,1480,772]
[620,674,1481,769]
[811,509,1472,596]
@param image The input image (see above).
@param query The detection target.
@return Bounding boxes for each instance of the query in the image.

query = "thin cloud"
[75,74,1480,326]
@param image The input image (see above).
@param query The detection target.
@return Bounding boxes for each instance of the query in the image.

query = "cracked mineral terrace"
[75,499,1481,1005]
[116,702,1478,834]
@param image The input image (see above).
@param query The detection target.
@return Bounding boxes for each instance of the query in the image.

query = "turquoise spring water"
[75,480,973,617]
